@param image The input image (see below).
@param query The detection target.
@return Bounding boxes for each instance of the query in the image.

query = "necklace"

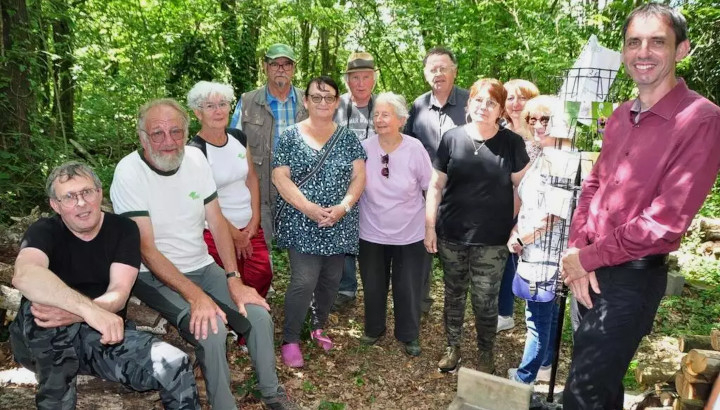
[466,133,486,155]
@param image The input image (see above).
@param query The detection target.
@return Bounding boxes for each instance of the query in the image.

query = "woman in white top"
[357,92,432,357]
[186,81,272,298]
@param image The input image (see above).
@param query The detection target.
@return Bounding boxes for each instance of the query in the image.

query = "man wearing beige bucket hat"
[332,51,378,312]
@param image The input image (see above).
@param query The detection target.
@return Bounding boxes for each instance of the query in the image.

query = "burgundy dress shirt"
[569,79,720,272]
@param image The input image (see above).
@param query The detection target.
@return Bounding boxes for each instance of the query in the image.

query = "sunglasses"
[381,154,389,178]
[527,115,551,126]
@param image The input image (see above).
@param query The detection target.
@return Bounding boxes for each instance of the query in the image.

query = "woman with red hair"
[425,78,530,374]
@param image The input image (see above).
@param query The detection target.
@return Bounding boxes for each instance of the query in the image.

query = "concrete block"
[665,270,685,296]
[449,367,533,410]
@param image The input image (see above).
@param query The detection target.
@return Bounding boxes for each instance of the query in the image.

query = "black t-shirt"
[433,125,530,246]
[20,213,141,316]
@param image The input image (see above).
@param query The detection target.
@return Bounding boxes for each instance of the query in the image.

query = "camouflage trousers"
[438,240,509,350]
[9,300,200,410]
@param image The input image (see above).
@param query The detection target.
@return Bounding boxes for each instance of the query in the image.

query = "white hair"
[186,81,235,110]
[374,92,409,120]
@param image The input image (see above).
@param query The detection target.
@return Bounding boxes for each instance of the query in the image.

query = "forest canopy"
[1,0,719,223]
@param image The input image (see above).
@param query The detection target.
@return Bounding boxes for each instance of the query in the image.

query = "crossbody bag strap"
[274,127,344,228]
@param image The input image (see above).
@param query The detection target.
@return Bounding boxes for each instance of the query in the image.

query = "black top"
[188,128,247,156]
[433,126,529,246]
[20,213,141,318]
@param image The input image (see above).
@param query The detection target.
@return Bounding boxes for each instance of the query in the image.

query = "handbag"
[511,254,558,303]
[273,127,342,232]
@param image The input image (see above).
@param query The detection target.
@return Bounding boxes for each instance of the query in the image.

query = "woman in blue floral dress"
[272,76,367,368]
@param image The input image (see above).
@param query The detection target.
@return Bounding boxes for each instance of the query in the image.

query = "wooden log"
[687,349,720,377]
[636,362,678,386]
[0,284,21,311]
[675,372,712,401]
[699,218,720,241]
[679,336,713,353]
[711,329,720,351]
[683,365,711,384]
[672,398,704,410]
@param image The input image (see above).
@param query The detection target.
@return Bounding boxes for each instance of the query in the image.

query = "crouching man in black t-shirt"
[9,161,200,410]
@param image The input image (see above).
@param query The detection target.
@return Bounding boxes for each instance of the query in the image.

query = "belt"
[614,254,668,270]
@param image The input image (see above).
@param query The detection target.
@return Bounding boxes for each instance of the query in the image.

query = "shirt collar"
[629,78,689,121]
[265,86,297,104]
[428,86,458,109]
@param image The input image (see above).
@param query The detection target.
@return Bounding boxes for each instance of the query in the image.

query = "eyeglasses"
[308,94,338,104]
[425,66,454,75]
[527,115,551,126]
[381,154,390,178]
[201,101,231,111]
[268,61,294,71]
[142,128,185,143]
[55,187,100,208]
[472,97,499,109]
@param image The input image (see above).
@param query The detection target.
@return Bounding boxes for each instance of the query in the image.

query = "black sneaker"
[404,339,421,357]
[331,293,356,312]
[261,386,300,410]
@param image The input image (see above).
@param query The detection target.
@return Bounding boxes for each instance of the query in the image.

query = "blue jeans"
[338,254,358,296]
[498,253,518,316]
[515,299,559,384]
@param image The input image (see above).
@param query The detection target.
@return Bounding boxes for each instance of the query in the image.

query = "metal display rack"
[530,67,625,409]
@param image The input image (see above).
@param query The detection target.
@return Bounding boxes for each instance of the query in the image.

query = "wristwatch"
[342,202,352,213]
[225,270,241,279]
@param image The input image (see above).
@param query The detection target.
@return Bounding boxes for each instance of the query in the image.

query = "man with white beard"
[110,98,297,410]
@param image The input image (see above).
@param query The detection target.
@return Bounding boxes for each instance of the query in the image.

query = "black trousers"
[563,265,667,409]
[358,239,430,342]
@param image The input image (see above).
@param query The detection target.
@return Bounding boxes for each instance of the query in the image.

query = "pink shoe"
[311,329,333,351]
[281,343,304,368]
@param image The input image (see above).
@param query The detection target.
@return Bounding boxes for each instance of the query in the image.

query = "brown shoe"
[478,350,495,374]
[438,346,461,373]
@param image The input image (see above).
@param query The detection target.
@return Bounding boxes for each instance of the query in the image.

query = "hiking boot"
[438,346,461,372]
[331,293,355,312]
[496,315,515,333]
[478,350,495,374]
[404,339,421,357]
[262,386,300,410]
[359,329,385,345]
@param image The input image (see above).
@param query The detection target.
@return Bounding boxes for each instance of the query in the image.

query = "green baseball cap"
[265,44,296,62]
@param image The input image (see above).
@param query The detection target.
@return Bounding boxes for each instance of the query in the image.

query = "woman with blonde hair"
[497,79,541,334]
[507,95,571,387]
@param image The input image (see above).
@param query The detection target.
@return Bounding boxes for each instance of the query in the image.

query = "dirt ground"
[0,240,681,410]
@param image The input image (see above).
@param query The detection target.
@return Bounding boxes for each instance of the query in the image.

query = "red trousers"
[203,227,272,298]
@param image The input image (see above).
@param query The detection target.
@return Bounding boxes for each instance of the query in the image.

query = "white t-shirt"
[110,147,217,273]
[205,135,253,228]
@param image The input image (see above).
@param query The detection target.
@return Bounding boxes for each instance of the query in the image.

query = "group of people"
[8,3,720,410]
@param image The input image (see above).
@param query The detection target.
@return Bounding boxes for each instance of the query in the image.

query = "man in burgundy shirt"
[561,3,720,408]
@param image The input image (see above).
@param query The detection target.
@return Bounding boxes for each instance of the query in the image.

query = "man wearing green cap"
[230,44,308,250]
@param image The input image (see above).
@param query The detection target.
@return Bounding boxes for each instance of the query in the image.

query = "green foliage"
[318,401,346,410]
[655,286,720,336]
[2,0,720,224]
[623,360,639,391]
[234,373,261,399]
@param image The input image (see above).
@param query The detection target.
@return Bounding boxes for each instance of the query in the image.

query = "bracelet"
[342,202,352,213]
[225,271,240,279]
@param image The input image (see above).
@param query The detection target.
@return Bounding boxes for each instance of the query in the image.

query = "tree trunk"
[50,0,75,141]
[0,0,34,151]
[672,398,704,410]
[675,371,711,401]
[711,329,720,351]
[221,0,261,97]
[679,335,713,353]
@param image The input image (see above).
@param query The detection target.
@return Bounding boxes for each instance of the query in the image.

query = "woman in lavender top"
[357,92,432,356]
